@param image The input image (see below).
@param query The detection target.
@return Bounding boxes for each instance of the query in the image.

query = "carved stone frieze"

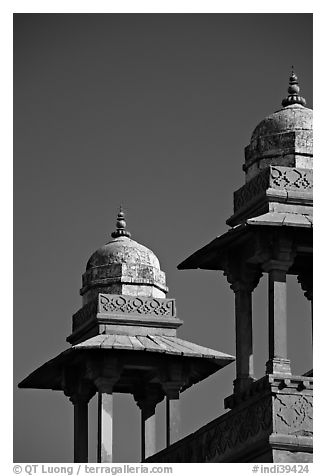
[274,394,313,437]
[99,293,176,317]
[233,166,313,212]
[234,167,270,211]
[147,374,313,463]
[72,294,176,334]
[146,395,272,463]
[270,167,312,190]
[72,299,98,332]
[205,397,272,462]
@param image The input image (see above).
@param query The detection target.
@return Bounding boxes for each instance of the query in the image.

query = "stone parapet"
[234,166,312,212]
[224,374,313,409]
[146,374,313,463]
[67,293,181,345]
[227,166,312,227]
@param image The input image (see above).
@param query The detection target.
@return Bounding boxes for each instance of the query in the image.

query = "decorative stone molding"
[146,375,313,463]
[72,300,98,332]
[146,395,273,463]
[205,397,272,461]
[225,374,313,410]
[81,263,168,296]
[71,294,176,334]
[99,294,176,317]
[274,394,312,436]
[233,166,313,213]
[270,167,312,190]
[234,167,270,211]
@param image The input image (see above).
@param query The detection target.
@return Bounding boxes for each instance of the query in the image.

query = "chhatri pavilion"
[19,208,234,462]
[19,71,313,463]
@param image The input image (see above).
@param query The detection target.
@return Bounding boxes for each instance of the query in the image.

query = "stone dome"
[243,72,312,181]
[81,208,168,303]
[251,104,312,142]
[86,235,161,270]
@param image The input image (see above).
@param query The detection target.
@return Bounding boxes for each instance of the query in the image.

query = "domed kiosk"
[168,72,313,463]
[19,208,234,463]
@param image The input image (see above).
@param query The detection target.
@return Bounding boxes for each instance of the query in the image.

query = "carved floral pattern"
[99,294,175,317]
[149,391,313,463]
[149,396,272,463]
[270,167,312,190]
[234,167,270,211]
[274,395,313,435]
[72,300,98,331]
[234,166,313,212]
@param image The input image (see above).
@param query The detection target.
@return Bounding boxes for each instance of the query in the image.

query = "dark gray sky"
[14,13,312,462]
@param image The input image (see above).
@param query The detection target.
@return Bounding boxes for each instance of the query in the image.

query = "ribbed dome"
[251,104,312,141]
[86,236,161,270]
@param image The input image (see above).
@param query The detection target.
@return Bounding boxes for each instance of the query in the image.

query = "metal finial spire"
[282,68,306,107]
[111,206,131,239]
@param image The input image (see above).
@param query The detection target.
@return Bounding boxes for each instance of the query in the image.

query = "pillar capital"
[93,358,122,394]
[134,384,164,412]
[95,376,117,394]
[262,259,293,274]
[69,391,94,406]
[161,381,184,399]
[63,379,96,405]
[260,233,296,273]
[224,261,262,294]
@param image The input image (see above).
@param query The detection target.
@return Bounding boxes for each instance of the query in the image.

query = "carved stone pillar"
[134,385,164,461]
[263,259,293,375]
[95,376,118,463]
[63,371,95,463]
[70,391,94,463]
[162,382,183,447]
[225,263,261,393]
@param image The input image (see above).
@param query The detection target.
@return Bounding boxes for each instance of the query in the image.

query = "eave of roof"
[18,334,235,391]
[178,212,312,270]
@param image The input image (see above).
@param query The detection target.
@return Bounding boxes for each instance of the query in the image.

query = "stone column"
[225,264,261,393]
[70,393,91,463]
[95,378,115,463]
[233,283,255,392]
[64,375,95,464]
[263,260,292,375]
[134,386,163,461]
[163,383,182,447]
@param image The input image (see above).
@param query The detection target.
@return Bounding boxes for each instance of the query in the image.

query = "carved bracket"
[223,256,262,293]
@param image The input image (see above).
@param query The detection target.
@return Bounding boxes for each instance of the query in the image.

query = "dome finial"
[282,68,306,107]
[111,205,131,239]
